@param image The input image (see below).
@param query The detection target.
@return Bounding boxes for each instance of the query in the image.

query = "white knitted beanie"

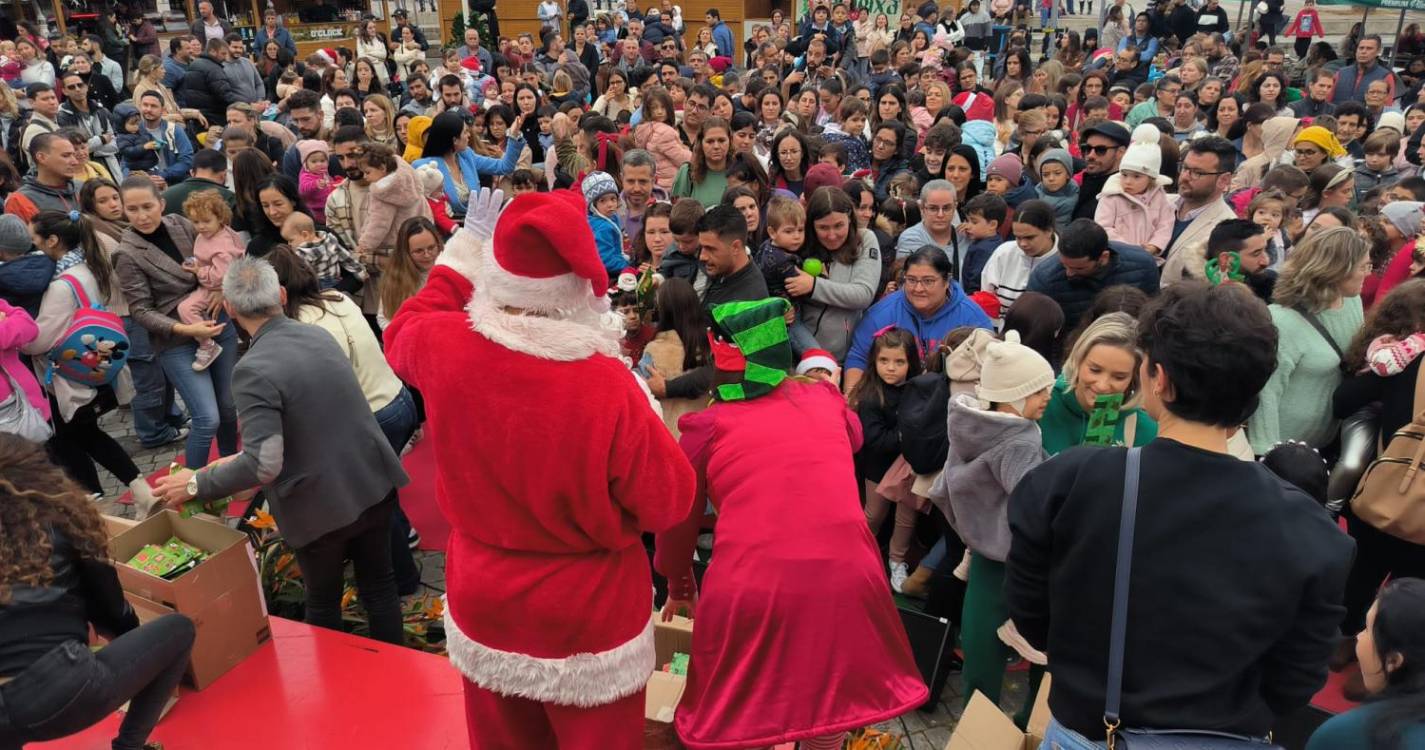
[1118,123,1171,186]
[976,330,1055,406]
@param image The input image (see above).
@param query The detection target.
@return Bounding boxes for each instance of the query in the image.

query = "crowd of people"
[1,0,1425,748]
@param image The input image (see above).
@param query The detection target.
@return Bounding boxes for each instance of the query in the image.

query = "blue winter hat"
[581,171,618,210]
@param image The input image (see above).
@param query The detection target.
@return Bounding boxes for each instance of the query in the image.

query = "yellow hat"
[402,116,433,164]
[1293,125,1346,159]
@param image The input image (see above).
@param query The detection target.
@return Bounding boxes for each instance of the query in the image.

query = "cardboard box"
[102,513,137,538]
[945,676,1052,750]
[109,511,271,689]
[644,613,694,749]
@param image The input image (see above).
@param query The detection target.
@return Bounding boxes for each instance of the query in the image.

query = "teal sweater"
[1306,702,1425,750]
[670,164,728,208]
[1247,300,1363,455]
[1038,374,1157,456]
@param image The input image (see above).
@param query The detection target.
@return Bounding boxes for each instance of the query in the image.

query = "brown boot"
[1330,635,1358,672]
[898,565,934,598]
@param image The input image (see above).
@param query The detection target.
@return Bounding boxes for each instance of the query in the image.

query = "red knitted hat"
[489,190,607,303]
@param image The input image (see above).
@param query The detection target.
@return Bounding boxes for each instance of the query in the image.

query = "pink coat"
[632,120,692,190]
[192,227,246,292]
[0,298,48,419]
[655,379,927,749]
[357,160,433,254]
[298,169,340,224]
[1094,174,1175,252]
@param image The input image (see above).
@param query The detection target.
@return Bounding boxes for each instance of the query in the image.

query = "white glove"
[464,187,505,242]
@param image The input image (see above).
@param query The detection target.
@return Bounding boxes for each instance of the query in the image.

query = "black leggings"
[46,388,142,495]
[292,496,404,645]
[1340,506,1425,634]
[1294,36,1311,58]
[0,614,194,750]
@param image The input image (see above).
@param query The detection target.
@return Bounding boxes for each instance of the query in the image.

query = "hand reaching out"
[464,187,506,241]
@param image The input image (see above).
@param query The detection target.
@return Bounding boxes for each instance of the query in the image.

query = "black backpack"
[897,372,950,475]
[5,109,40,174]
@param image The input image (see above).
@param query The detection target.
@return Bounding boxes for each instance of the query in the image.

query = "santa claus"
[386,188,696,748]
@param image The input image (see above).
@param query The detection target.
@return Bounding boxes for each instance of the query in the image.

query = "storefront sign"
[290,23,357,42]
[798,0,905,21]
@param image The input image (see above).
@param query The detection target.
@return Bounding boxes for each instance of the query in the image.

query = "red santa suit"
[385,189,697,749]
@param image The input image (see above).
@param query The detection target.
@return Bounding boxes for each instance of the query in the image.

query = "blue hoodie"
[0,252,57,317]
[844,286,993,372]
[961,120,998,176]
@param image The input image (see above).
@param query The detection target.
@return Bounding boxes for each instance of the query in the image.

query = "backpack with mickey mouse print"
[45,275,130,387]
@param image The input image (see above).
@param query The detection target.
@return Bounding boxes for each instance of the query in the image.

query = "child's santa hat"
[796,348,839,376]
[1120,124,1172,187]
[953,91,994,122]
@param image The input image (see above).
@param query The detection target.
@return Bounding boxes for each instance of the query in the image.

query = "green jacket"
[1039,374,1157,456]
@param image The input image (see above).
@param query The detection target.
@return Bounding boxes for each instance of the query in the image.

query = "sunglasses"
[1080,143,1120,155]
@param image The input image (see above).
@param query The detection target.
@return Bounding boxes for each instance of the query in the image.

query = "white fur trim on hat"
[796,353,839,376]
[444,601,655,706]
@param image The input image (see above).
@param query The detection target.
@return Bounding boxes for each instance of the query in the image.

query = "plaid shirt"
[293,231,366,287]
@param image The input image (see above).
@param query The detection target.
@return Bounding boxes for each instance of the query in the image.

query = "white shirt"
[980,237,1060,324]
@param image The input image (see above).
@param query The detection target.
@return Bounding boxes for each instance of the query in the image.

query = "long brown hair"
[1344,279,1425,368]
[381,217,443,320]
[631,202,674,267]
[32,210,114,301]
[0,435,110,605]
[804,186,862,266]
[691,116,730,184]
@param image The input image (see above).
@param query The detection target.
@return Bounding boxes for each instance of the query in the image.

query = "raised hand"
[464,187,506,241]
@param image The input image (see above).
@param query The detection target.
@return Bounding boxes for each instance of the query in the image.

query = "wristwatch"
[186,471,201,500]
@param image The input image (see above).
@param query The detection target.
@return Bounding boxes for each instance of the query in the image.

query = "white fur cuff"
[444,604,655,707]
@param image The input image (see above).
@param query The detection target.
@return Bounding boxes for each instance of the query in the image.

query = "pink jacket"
[299,170,341,224]
[1094,174,1174,252]
[192,227,246,291]
[0,298,49,419]
[632,121,692,190]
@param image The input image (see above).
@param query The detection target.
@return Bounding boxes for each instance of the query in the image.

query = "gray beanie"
[1383,201,1424,239]
[581,171,619,210]
[0,215,32,256]
[1035,148,1074,177]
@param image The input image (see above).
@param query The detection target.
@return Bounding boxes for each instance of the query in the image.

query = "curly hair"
[0,435,110,605]
[182,189,233,226]
[1344,279,1425,368]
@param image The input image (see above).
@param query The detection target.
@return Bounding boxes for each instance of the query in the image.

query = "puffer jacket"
[357,160,434,254]
[926,392,1047,562]
[961,120,998,175]
[176,53,237,126]
[1094,174,1174,251]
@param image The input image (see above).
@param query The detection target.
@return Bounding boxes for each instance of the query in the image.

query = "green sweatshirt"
[1039,374,1158,456]
[1247,299,1362,455]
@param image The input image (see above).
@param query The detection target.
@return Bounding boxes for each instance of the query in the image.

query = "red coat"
[386,261,696,706]
[655,379,927,749]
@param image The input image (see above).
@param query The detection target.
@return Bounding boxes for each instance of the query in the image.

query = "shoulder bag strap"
[1292,306,1346,365]
[1104,446,1142,740]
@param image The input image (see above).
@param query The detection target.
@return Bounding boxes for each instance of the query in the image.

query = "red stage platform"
[35,618,468,750]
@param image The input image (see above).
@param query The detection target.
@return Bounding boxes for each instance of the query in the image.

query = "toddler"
[1355,130,1402,206]
[508,168,544,195]
[0,41,20,85]
[280,212,366,290]
[795,348,841,388]
[985,153,1022,198]
[1034,148,1079,229]
[1247,189,1290,268]
[1095,123,1173,257]
[753,196,821,355]
[850,328,924,593]
[958,193,1009,294]
[415,164,457,237]
[818,98,871,173]
[296,139,340,224]
[583,171,629,278]
[113,103,158,175]
[1260,440,1330,509]
[658,198,705,283]
[178,192,245,371]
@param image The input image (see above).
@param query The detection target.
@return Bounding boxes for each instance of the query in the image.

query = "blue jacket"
[411,137,524,215]
[254,26,298,58]
[589,212,628,275]
[1333,62,1396,105]
[1117,33,1159,63]
[129,117,194,184]
[845,286,993,372]
[0,252,56,317]
[962,236,1001,295]
[712,21,736,59]
[162,56,189,91]
[1026,241,1160,325]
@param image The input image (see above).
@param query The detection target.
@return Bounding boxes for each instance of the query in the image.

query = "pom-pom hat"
[1119,123,1171,186]
[976,330,1055,406]
[487,190,610,306]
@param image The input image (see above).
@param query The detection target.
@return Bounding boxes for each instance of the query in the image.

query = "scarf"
[1365,333,1425,376]
[52,249,83,278]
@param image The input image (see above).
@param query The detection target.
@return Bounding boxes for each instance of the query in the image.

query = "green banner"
[799,0,906,22]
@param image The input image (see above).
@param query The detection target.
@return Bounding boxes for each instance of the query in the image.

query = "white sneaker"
[192,342,223,371]
[890,561,910,593]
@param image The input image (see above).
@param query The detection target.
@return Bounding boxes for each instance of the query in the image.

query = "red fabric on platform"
[1311,666,1362,716]
[399,438,448,552]
[33,618,466,750]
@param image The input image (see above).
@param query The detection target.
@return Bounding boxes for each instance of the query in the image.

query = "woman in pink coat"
[1094,123,1175,257]
[655,298,927,750]
[0,297,48,428]
[632,88,693,191]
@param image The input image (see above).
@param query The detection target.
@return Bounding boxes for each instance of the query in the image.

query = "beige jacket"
[1160,199,1238,284]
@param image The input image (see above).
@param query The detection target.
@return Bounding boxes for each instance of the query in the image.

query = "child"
[985,153,1022,198]
[280,212,366,290]
[508,168,543,195]
[795,348,841,387]
[818,98,871,173]
[297,139,340,224]
[851,327,924,593]
[867,49,900,100]
[959,193,1009,294]
[1095,123,1174,257]
[1283,0,1325,60]
[638,277,710,438]
[659,197,704,283]
[582,171,628,280]
[1248,189,1291,268]
[928,329,1053,722]
[113,103,158,176]
[754,196,821,355]
[612,287,655,361]
[1260,440,1330,508]
[1356,130,1403,206]
[1034,148,1078,228]
[179,192,245,371]
[0,41,21,85]
[415,164,457,237]
[819,142,848,172]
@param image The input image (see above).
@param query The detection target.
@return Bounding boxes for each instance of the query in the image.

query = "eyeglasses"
[873,137,898,148]
[1080,143,1120,155]
[902,275,944,288]
[1020,129,1044,138]
[922,203,955,215]
[1180,167,1227,179]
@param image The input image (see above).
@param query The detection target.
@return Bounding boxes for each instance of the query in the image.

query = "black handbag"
[1103,448,1283,750]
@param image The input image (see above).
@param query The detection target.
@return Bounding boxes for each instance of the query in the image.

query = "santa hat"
[315,48,337,65]
[460,55,482,73]
[969,290,1001,320]
[796,349,839,376]
[1120,124,1171,186]
[953,91,994,122]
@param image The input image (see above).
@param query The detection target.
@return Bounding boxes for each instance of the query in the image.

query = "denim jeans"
[788,320,821,358]
[373,387,421,594]
[0,613,194,750]
[157,321,239,469]
[122,317,184,448]
[1043,718,1108,750]
[292,496,404,645]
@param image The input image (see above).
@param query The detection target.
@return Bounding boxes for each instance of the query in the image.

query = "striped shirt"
[980,237,1060,326]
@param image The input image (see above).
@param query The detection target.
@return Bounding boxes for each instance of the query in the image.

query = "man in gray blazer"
[156,256,409,644]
